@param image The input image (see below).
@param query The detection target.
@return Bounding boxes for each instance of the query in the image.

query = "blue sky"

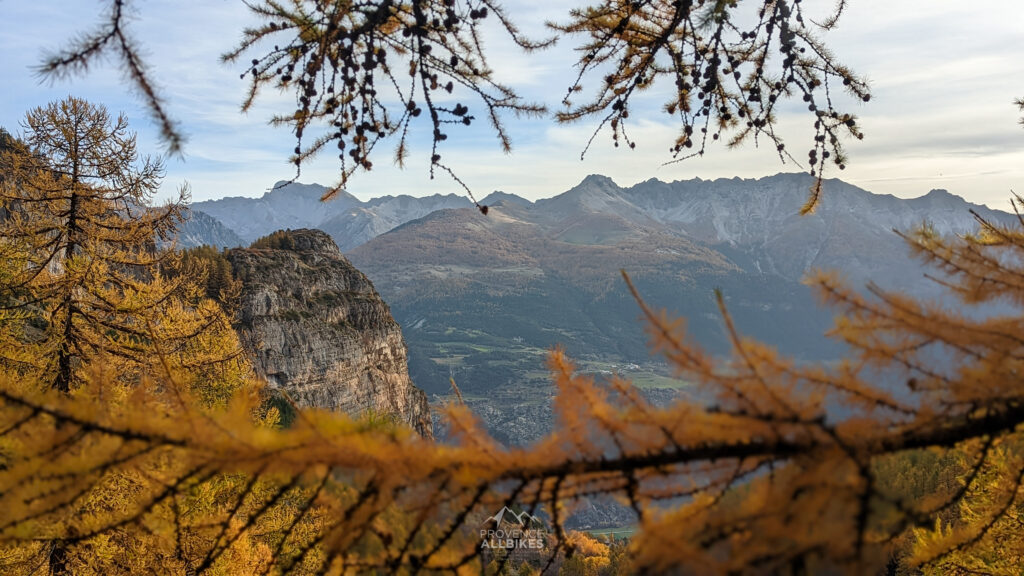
[2,1,1024,208]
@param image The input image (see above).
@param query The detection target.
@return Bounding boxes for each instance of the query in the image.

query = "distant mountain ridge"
[184,175,1010,270]
[171,208,246,250]
[608,173,1014,292]
[188,181,474,251]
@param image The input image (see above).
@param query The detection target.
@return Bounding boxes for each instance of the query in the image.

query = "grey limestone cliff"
[227,229,432,437]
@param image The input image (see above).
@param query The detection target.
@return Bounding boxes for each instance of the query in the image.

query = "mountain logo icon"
[485,506,543,527]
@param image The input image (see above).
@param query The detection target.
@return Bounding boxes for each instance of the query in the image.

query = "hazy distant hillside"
[616,173,1016,293]
[171,208,245,250]
[188,174,1010,292]
[480,191,533,207]
[345,173,1013,445]
[346,182,821,445]
[191,182,360,243]
[191,181,471,251]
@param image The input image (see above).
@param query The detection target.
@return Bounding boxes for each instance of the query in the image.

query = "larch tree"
[0,96,249,400]
[0,96,257,575]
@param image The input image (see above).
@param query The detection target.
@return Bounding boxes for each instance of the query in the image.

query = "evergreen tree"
[178,245,239,307]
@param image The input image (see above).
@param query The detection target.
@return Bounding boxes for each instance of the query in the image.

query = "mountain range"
[182,173,1011,292]
[186,181,473,251]
[180,172,1015,446]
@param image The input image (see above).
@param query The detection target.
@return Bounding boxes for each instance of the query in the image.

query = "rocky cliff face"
[227,229,432,437]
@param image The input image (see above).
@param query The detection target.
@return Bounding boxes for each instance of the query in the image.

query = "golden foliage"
[5,198,1024,572]
[0,97,254,574]
[0,96,250,401]
[4,198,1024,573]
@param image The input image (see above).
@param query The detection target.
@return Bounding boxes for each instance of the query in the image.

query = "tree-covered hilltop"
[177,244,238,304]
[250,229,300,251]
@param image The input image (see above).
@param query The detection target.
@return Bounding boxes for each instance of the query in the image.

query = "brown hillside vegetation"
[349,200,734,299]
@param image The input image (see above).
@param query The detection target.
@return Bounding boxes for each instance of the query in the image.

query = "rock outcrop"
[227,229,431,437]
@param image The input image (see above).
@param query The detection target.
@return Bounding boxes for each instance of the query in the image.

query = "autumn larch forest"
[0,1,1022,574]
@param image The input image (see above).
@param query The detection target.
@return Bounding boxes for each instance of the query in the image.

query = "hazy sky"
[2,1,1023,208]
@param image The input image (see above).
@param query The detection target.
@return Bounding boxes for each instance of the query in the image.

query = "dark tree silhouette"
[41,0,868,210]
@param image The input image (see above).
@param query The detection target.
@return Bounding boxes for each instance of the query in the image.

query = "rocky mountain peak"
[910,188,962,208]
[265,181,360,204]
[480,191,532,207]
[267,180,325,198]
[923,188,955,199]
[537,173,640,219]
[571,174,622,198]
[579,173,618,187]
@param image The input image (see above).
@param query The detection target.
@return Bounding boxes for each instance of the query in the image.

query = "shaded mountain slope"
[348,186,841,404]
[346,173,1015,448]
[172,208,245,249]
